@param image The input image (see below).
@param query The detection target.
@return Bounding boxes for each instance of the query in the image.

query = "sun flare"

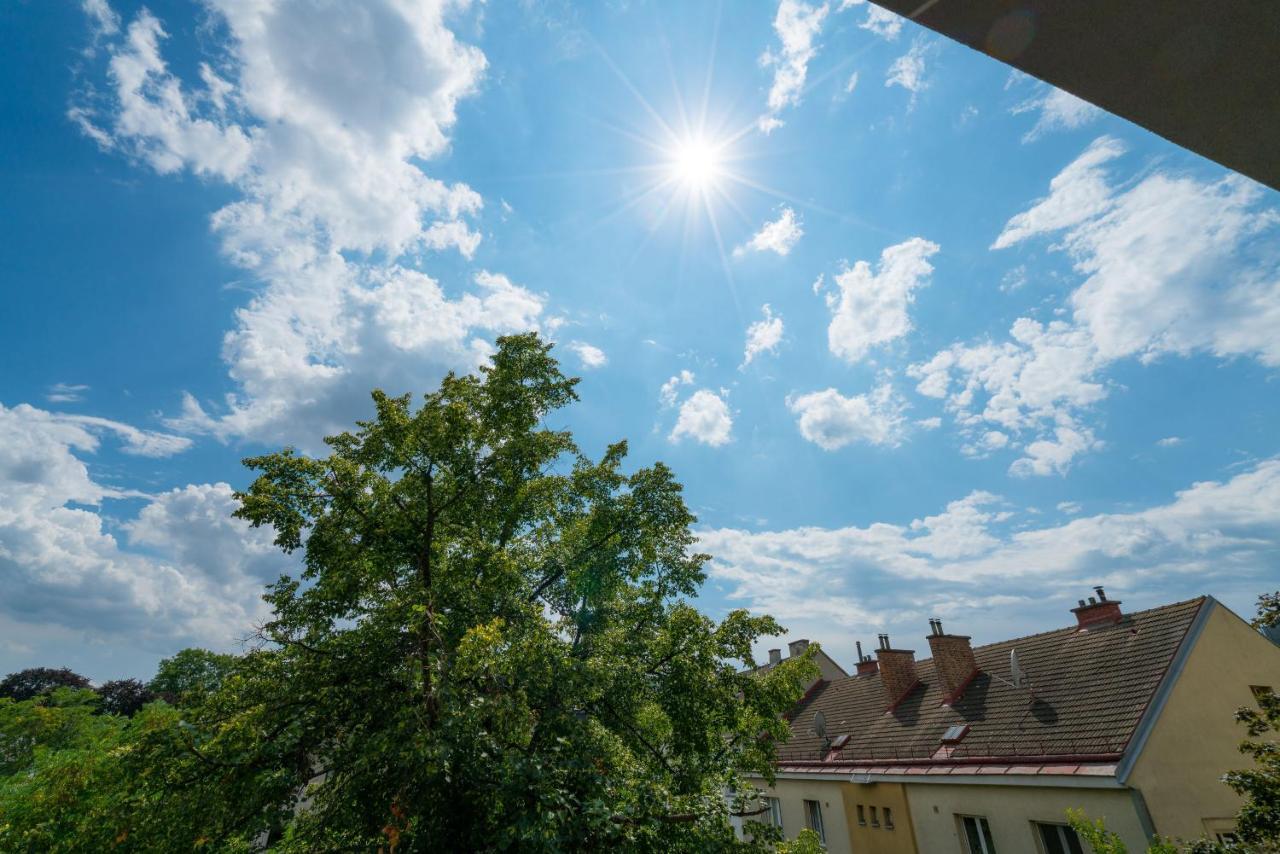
[670,137,723,189]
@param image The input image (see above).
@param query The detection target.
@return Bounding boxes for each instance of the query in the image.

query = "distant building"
[746,591,1280,852]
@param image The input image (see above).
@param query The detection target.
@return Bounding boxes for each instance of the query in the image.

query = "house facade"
[747,592,1280,853]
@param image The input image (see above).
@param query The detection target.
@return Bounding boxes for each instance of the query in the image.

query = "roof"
[776,598,1206,772]
[867,0,1280,193]
[743,645,850,680]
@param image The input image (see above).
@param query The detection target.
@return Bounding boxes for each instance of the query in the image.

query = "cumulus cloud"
[914,136,1280,474]
[787,383,908,450]
[859,5,903,40]
[701,459,1280,662]
[1013,86,1101,142]
[826,237,939,364]
[659,370,695,408]
[886,39,930,94]
[734,206,803,257]
[670,389,733,447]
[1157,436,1184,448]
[567,341,607,369]
[742,305,785,367]
[73,1,538,448]
[0,403,289,649]
[758,0,830,133]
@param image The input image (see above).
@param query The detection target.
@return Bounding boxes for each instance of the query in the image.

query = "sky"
[2,0,1278,682]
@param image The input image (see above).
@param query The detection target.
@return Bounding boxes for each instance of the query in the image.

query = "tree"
[0,334,814,851]
[96,679,155,717]
[147,648,238,703]
[0,668,89,702]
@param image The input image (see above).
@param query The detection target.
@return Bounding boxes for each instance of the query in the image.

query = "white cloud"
[886,39,929,94]
[916,416,942,430]
[758,0,830,133]
[75,2,552,448]
[914,136,1280,473]
[742,305,785,367]
[1014,86,1101,142]
[670,389,733,447]
[1057,501,1082,515]
[826,236,939,364]
[1157,436,1184,448]
[567,341,607,369]
[787,383,908,450]
[0,403,287,649]
[992,136,1125,250]
[81,0,120,36]
[844,71,859,94]
[734,206,804,257]
[46,383,89,404]
[701,459,1280,662]
[659,370,695,408]
[859,5,903,40]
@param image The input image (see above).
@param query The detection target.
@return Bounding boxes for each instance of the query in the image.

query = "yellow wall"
[904,783,1146,853]
[1128,601,1280,841]
[759,778,854,854]
[842,781,918,854]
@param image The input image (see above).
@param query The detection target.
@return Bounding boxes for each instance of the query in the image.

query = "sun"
[669,137,724,190]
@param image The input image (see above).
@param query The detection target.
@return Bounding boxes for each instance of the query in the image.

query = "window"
[764,797,783,829]
[857,804,866,826]
[871,806,880,827]
[1035,822,1084,854]
[959,815,996,854]
[885,806,895,829]
[804,800,826,844]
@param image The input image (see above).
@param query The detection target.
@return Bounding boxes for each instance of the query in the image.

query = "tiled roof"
[775,598,1205,767]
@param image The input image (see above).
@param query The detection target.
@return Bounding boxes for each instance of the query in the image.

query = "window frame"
[957,814,996,854]
[1033,821,1084,854]
[803,799,827,845]
[763,796,783,830]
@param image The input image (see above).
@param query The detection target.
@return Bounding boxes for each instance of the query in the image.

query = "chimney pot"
[1095,585,1107,601]
[788,639,810,658]
[1073,590,1124,629]
[768,649,782,665]
[927,625,978,704]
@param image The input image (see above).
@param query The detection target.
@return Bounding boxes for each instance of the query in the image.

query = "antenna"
[1009,648,1027,689]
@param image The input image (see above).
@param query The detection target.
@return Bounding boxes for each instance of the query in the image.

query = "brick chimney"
[926,618,978,704]
[875,634,919,708]
[1072,586,1123,630]
[788,639,810,657]
[854,641,878,677]
[768,649,782,665]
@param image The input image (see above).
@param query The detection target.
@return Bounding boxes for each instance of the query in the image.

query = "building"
[751,591,1280,852]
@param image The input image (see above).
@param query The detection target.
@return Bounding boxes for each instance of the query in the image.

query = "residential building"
[749,591,1280,852]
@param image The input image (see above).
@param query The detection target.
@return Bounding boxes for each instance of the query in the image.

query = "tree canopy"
[0,334,813,852]
[0,668,90,702]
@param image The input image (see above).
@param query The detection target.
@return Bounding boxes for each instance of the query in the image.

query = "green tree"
[1,334,813,851]
[146,648,238,703]
[0,668,90,702]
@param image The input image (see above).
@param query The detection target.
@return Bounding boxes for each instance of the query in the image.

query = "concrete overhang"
[869,0,1280,192]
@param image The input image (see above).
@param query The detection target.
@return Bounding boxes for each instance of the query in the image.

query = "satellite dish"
[812,710,827,739]
[1010,648,1027,689]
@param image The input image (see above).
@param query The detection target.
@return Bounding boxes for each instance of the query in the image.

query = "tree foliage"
[95,680,155,718]
[146,648,238,704]
[0,334,813,851]
[0,668,90,702]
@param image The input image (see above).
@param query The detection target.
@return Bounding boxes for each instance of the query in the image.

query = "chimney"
[788,639,810,658]
[768,649,782,665]
[1072,586,1123,629]
[875,634,919,708]
[926,618,978,704]
[854,641,878,677]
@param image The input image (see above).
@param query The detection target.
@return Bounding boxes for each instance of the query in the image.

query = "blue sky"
[2,0,1278,681]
